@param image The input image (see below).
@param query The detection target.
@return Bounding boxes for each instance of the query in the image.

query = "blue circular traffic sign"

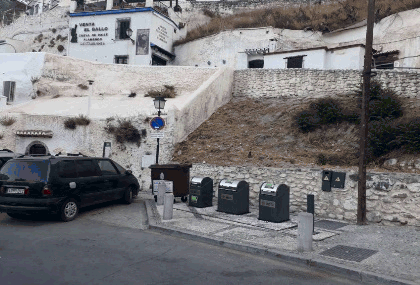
[150,116,165,130]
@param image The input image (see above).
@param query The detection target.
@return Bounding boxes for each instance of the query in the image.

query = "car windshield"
[0,160,49,182]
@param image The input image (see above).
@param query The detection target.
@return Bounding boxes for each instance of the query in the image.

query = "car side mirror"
[125,170,132,175]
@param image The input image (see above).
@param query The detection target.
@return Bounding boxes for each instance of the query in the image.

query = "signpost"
[150,116,165,164]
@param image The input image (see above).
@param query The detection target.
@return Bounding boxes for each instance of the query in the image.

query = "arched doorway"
[25,141,49,156]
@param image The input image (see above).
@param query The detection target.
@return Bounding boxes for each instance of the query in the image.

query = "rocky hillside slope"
[172,95,420,174]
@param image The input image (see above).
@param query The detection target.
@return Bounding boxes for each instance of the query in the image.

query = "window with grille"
[373,51,399,70]
[114,55,128,64]
[286,56,304,68]
[116,18,131,40]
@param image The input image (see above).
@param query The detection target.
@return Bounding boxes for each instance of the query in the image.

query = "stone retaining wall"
[233,69,420,98]
[191,163,420,227]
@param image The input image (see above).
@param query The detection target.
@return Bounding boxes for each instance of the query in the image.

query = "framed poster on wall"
[136,29,149,55]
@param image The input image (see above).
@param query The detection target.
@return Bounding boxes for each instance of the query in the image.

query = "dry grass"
[145,85,177,98]
[175,0,420,46]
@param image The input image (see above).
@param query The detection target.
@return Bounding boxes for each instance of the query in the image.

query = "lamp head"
[153,97,166,110]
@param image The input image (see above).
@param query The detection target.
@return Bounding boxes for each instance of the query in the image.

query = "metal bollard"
[163,193,174,220]
[157,182,165,206]
[297,212,313,252]
[307,194,315,233]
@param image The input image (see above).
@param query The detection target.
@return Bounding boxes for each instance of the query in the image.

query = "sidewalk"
[138,192,420,285]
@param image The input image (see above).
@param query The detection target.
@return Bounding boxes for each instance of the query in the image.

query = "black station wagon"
[0,155,140,222]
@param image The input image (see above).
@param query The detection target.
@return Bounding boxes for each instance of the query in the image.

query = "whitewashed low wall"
[191,163,420,227]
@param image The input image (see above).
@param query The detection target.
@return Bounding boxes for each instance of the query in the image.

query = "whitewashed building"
[68,0,181,65]
[239,44,365,70]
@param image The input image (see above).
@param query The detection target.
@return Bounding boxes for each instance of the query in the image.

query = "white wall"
[173,27,279,68]
[0,52,45,104]
[326,46,364,70]
[264,49,326,69]
[68,9,179,65]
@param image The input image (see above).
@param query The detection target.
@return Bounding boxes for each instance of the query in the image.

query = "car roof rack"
[0,149,13,153]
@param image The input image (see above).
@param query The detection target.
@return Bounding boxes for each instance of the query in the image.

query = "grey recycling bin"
[258,182,289,223]
[189,177,213,208]
[217,179,249,215]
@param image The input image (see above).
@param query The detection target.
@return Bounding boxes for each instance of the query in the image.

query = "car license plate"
[7,188,25,194]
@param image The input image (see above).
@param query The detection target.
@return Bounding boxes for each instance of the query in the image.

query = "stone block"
[391,192,408,198]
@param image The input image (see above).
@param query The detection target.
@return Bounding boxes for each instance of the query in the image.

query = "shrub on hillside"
[77,84,89,90]
[145,85,177,98]
[355,80,403,122]
[295,110,319,133]
[0,116,16,126]
[57,45,65,52]
[64,115,90,130]
[105,118,145,146]
[309,99,344,125]
[64,118,77,130]
[366,119,401,162]
[393,117,420,153]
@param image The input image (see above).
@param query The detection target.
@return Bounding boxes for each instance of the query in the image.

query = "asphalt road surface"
[0,201,363,285]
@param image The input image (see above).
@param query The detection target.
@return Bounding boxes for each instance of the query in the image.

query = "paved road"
[0,201,364,285]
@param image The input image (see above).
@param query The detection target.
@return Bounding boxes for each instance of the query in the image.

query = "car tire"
[7,213,28,219]
[59,198,79,222]
[122,186,134,204]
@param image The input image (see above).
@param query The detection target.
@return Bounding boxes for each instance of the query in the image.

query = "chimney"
[145,0,153,8]
[70,0,77,13]
[106,0,113,10]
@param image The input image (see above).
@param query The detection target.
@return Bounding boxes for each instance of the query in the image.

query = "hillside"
[175,0,420,46]
[172,95,420,173]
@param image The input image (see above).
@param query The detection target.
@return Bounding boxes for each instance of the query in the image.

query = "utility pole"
[357,0,375,225]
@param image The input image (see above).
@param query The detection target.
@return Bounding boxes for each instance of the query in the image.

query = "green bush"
[295,110,319,133]
[0,116,16,126]
[309,99,344,125]
[366,119,401,161]
[355,80,403,122]
[394,117,420,153]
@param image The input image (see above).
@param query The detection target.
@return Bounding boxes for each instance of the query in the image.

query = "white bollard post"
[157,182,165,206]
[297,212,313,252]
[163,193,174,220]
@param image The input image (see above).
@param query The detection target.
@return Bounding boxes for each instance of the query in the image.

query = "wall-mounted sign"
[156,25,168,44]
[77,22,109,46]
[16,130,53,138]
[136,29,150,55]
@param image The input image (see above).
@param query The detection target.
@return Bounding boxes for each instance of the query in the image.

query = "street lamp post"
[0,40,16,53]
[87,80,94,116]
[153,97,166,164]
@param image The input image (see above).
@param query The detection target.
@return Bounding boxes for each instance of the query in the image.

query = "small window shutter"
[115,20,120,40]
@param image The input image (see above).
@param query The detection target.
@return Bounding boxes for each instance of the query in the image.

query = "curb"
[143,199,417,285]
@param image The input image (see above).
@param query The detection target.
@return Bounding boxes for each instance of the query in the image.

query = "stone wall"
[191,163,420,227]
[233,69,420,98]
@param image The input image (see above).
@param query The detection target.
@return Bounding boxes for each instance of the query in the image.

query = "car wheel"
[59,198,79,222]
[7,213,28,219]
[123,186,134,204]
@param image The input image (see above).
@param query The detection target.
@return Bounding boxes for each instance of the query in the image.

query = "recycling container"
[150,164,192,202]
[258,182,290,223]
[189,177,213,208]
[217,179,249,215]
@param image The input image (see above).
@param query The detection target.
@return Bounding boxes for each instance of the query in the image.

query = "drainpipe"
[70,0,77,13]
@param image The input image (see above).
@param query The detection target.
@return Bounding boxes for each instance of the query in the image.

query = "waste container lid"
[219,179,242,188]
[260,182,280,193]
[149,164,192,169]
